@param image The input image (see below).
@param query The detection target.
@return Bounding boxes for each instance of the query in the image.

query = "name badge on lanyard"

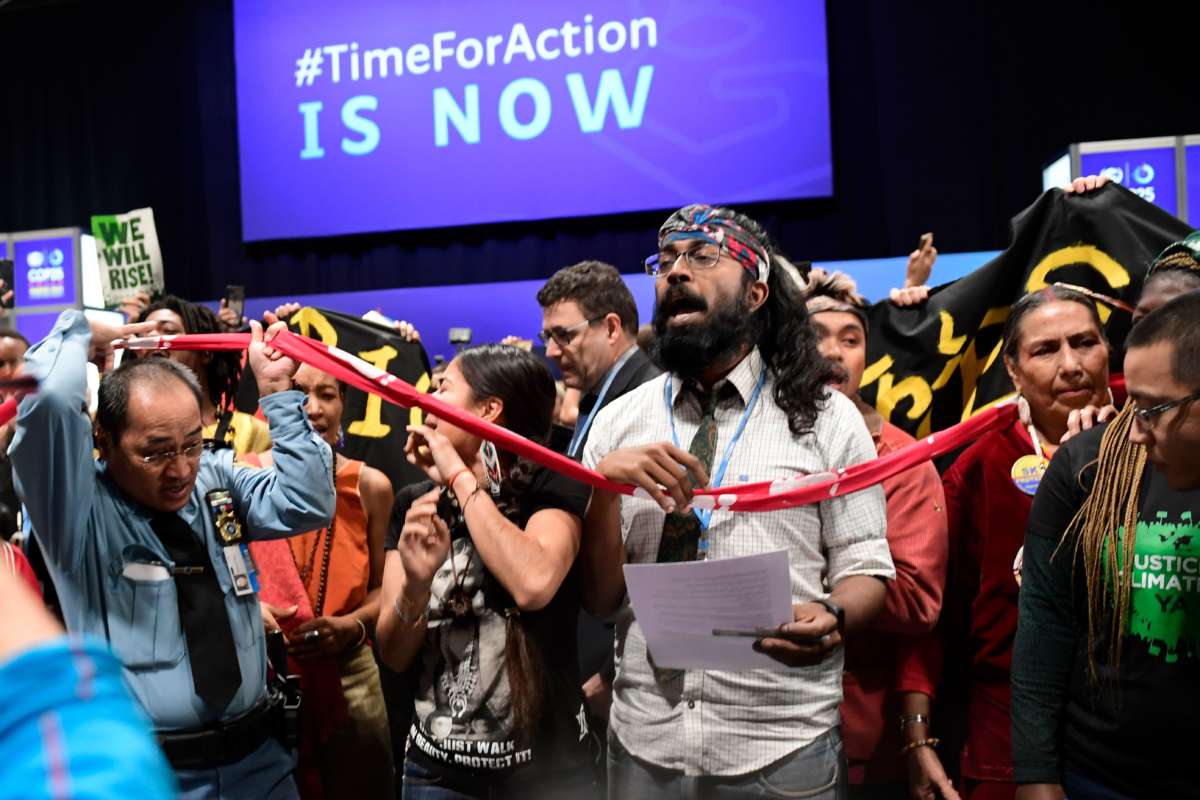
[206,489,259,596]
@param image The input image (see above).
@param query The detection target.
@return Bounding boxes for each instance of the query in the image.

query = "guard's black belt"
[156,698,279,771]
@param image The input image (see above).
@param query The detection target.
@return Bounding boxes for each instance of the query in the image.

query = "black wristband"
[816,597,845,634]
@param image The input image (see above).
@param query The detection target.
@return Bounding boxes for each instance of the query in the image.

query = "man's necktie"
[149,511,242,714]
[656,384,723,563]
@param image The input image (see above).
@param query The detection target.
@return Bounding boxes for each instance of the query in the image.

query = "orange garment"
[288,458,371,618]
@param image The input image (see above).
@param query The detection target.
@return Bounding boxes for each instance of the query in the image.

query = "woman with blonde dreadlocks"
[1012,264,1200,797]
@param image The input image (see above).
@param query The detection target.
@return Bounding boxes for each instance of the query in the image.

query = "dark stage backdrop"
[0,1,1196,304]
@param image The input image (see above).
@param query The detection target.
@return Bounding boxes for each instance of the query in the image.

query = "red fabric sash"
[113,331,1024,511]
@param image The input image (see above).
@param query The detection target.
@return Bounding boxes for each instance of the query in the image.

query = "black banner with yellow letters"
[860,184,1194,438]
[234,307,433,493]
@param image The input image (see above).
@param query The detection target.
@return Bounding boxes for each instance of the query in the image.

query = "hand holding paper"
[624,550,802,671]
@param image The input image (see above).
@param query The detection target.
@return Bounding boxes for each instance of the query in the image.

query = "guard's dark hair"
[536,261,639,337]
[97,357,204,442]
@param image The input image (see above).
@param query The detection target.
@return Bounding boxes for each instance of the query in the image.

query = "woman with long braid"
[1012,242,1200,800]
[377,344,595,799]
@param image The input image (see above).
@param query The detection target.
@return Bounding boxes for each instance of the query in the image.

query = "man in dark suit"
[538,261,660,459]
[535,260,660,751]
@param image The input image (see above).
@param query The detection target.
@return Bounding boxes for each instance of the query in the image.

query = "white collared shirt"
[583,348,893,776]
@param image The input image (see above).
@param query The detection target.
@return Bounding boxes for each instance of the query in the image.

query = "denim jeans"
[607,726,848,799]
[401,755,598,800]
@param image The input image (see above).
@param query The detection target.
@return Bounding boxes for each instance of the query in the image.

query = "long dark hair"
[138,296,242,411]
[721,210,840,436]
[756,262,842,435]
[453,344,564,738]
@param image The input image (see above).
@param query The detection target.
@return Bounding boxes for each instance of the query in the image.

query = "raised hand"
[395,488,451,591]
[248,319,299,396]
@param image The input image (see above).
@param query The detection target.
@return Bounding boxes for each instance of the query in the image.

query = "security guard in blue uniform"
[12,311,335,799]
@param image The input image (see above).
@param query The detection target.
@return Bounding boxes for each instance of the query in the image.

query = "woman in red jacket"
[907,285,1111,800]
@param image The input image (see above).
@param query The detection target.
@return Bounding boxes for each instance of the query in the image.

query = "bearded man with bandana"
[579,204,895,800]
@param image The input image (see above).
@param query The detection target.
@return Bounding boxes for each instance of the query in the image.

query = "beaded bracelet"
[899,737,940,756]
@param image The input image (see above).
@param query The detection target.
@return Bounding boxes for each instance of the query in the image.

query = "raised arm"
[229,320,335,535]
[10,311,155,571]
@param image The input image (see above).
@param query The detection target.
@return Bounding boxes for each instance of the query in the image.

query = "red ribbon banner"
[116,332,1019,512]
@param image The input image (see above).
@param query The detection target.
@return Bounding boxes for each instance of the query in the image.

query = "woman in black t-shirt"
[1012,290,1200,800]
[376,344,596,799]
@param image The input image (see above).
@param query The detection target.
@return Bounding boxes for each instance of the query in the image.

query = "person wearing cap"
[804,269,950,799]
[1132,231,1200,324]
[579,204,894,799]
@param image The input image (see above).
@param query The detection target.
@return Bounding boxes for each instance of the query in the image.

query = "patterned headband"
[658,204,772,282]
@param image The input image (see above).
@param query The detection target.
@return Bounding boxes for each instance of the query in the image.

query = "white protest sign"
[91,207,164,305]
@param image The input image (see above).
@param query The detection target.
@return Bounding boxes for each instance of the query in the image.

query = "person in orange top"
[804,269,950,798]
[255,363,395,799]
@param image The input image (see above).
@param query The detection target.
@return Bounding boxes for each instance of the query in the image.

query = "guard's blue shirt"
[10,311,335,795]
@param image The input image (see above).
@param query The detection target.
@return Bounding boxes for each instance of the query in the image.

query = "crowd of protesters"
[2,176,1199,800]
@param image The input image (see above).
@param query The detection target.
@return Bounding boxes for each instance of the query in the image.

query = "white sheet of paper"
[623,549,794,670]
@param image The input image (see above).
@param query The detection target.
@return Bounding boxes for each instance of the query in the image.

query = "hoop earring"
[1017,394,1032,427]
[335,426,345,450]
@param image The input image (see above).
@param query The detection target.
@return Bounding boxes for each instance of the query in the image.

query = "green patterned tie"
[656,384,722,563]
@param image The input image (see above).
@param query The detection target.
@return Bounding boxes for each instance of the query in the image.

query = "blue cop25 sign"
[233,0,833,241]
[1079,147,1178,218]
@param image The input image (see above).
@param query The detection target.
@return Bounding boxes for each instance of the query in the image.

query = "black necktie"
[656,384,724,563]
[149,511,242,714]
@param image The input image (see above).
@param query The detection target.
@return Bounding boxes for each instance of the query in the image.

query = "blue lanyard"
[567,347,637,459]
[664,368,766,532]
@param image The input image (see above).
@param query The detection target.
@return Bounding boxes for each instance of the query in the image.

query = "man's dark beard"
[651,284,758,381]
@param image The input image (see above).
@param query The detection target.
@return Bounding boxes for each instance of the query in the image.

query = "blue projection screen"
[232,1,833,241]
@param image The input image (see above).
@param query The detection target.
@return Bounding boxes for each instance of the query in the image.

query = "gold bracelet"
[899,737,940,756]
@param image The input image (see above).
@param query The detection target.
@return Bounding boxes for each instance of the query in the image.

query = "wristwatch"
[815,597,845,635]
